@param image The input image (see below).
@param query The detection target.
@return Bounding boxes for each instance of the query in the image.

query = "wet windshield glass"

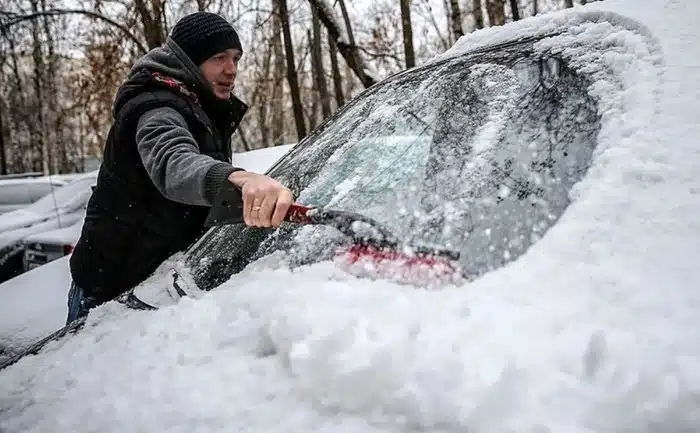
[186,43,601,290]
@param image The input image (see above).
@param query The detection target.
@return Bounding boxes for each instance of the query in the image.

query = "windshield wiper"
[206,183,460,261]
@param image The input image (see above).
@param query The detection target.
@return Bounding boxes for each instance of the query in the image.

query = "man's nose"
[223,59,236,76]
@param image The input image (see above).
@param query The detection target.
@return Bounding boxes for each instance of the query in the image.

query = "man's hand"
[228,171,294,228]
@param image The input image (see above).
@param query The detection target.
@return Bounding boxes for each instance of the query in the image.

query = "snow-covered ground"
[2,1,700,432]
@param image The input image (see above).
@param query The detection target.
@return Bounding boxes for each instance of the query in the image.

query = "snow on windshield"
[248,49,600,280]
[2,2,700,432]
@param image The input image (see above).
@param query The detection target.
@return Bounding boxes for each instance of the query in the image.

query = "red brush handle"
[285,203,314,224]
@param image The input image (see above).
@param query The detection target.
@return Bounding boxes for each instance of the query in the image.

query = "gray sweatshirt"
[127,38,245,207]
[135,106,238,207]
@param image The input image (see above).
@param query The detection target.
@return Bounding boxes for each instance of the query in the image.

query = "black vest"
[70,69,247,302]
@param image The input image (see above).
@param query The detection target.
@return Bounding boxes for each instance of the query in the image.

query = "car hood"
[0,209,50,233]
[22,219,84,246]
[0,212,84,250]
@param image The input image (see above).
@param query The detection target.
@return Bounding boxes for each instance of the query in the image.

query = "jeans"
[66,282,99,325]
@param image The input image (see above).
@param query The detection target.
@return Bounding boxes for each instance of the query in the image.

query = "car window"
[186,42,601,290]
[0,180,64,206]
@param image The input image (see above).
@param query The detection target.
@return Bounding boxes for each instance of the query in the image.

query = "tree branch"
[0,8,147,54]
[306,0,377,88]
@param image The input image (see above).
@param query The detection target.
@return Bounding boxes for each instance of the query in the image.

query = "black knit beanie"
[170,12,242,66]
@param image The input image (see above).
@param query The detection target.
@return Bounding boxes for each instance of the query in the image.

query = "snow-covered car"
[0,175,67,215]
[21,216,85,271]
[0,171,97,283]
[3,1,700,431]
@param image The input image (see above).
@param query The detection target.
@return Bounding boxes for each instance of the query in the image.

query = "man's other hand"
[227,171,294,228]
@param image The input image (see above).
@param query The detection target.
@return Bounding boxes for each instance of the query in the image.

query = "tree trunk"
[564,0,574,7]
[485,0,506,26]
[277,0,307,141]
[449,0,464,41]
[40,0,60,173]
[258,35,273,147]
[311,6,331,120]
[328,31,344,109]
[271,1,286,145]
[509,0,520,20]
[399,0,415,69]
[134,0,166,50]
[473,0,484,29]
[0,106,7,175]
[307,0,377,88]
[533,0,538,15]
[30,0,48,173]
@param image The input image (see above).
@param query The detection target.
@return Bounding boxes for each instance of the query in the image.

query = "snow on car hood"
[21,216,84,246]
[0,211,84,250]
[0,209,51,234]
[2,1,700,432]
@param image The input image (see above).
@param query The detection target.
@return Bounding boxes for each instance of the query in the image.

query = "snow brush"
[205,183,465,287]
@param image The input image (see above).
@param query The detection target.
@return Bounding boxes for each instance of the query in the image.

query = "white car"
[0,171,97,283]
[0,175,67,215]
[2,1,700,431]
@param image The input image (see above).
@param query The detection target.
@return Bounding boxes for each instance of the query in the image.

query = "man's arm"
[135,106,243,206]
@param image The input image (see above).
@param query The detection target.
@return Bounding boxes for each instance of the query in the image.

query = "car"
[0,175,67,215]
[21,216,85,271]
[2,1,700,431]
[0,171,97,283]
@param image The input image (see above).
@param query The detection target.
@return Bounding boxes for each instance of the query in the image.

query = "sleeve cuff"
[203,163,245,205]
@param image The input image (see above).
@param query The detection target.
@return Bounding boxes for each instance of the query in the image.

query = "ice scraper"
[205,182,464,286]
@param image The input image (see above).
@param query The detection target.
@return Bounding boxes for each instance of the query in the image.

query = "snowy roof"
[1,1,699,431]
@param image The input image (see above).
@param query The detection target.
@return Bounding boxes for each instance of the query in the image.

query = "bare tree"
[533,0,538,15]
[29,0,47,172]
[509,0,520,20]
[276,0,306,141]
[486,0,506,26]
[271,0,286,145]
[0,94,7,174]
[399,0,415,68]
[449,0,463,40]
[0,8,147,54]
[311,5,330,120]
[564,0,574,7]
[473,0,484,29]
[328,31,344,109]
[133,0,167,50]
[307,0,377,88]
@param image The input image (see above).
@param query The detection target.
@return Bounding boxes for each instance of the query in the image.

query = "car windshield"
[186,40,601,290]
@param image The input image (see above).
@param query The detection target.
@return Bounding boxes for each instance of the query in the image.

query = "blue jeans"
[66,282,99,325]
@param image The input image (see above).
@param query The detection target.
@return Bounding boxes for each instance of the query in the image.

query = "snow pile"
[2,1,700,432]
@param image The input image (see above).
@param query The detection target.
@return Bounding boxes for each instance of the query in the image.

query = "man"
[67,12,293,324]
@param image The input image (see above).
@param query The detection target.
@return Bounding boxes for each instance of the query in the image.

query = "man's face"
[199,48,242,100]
